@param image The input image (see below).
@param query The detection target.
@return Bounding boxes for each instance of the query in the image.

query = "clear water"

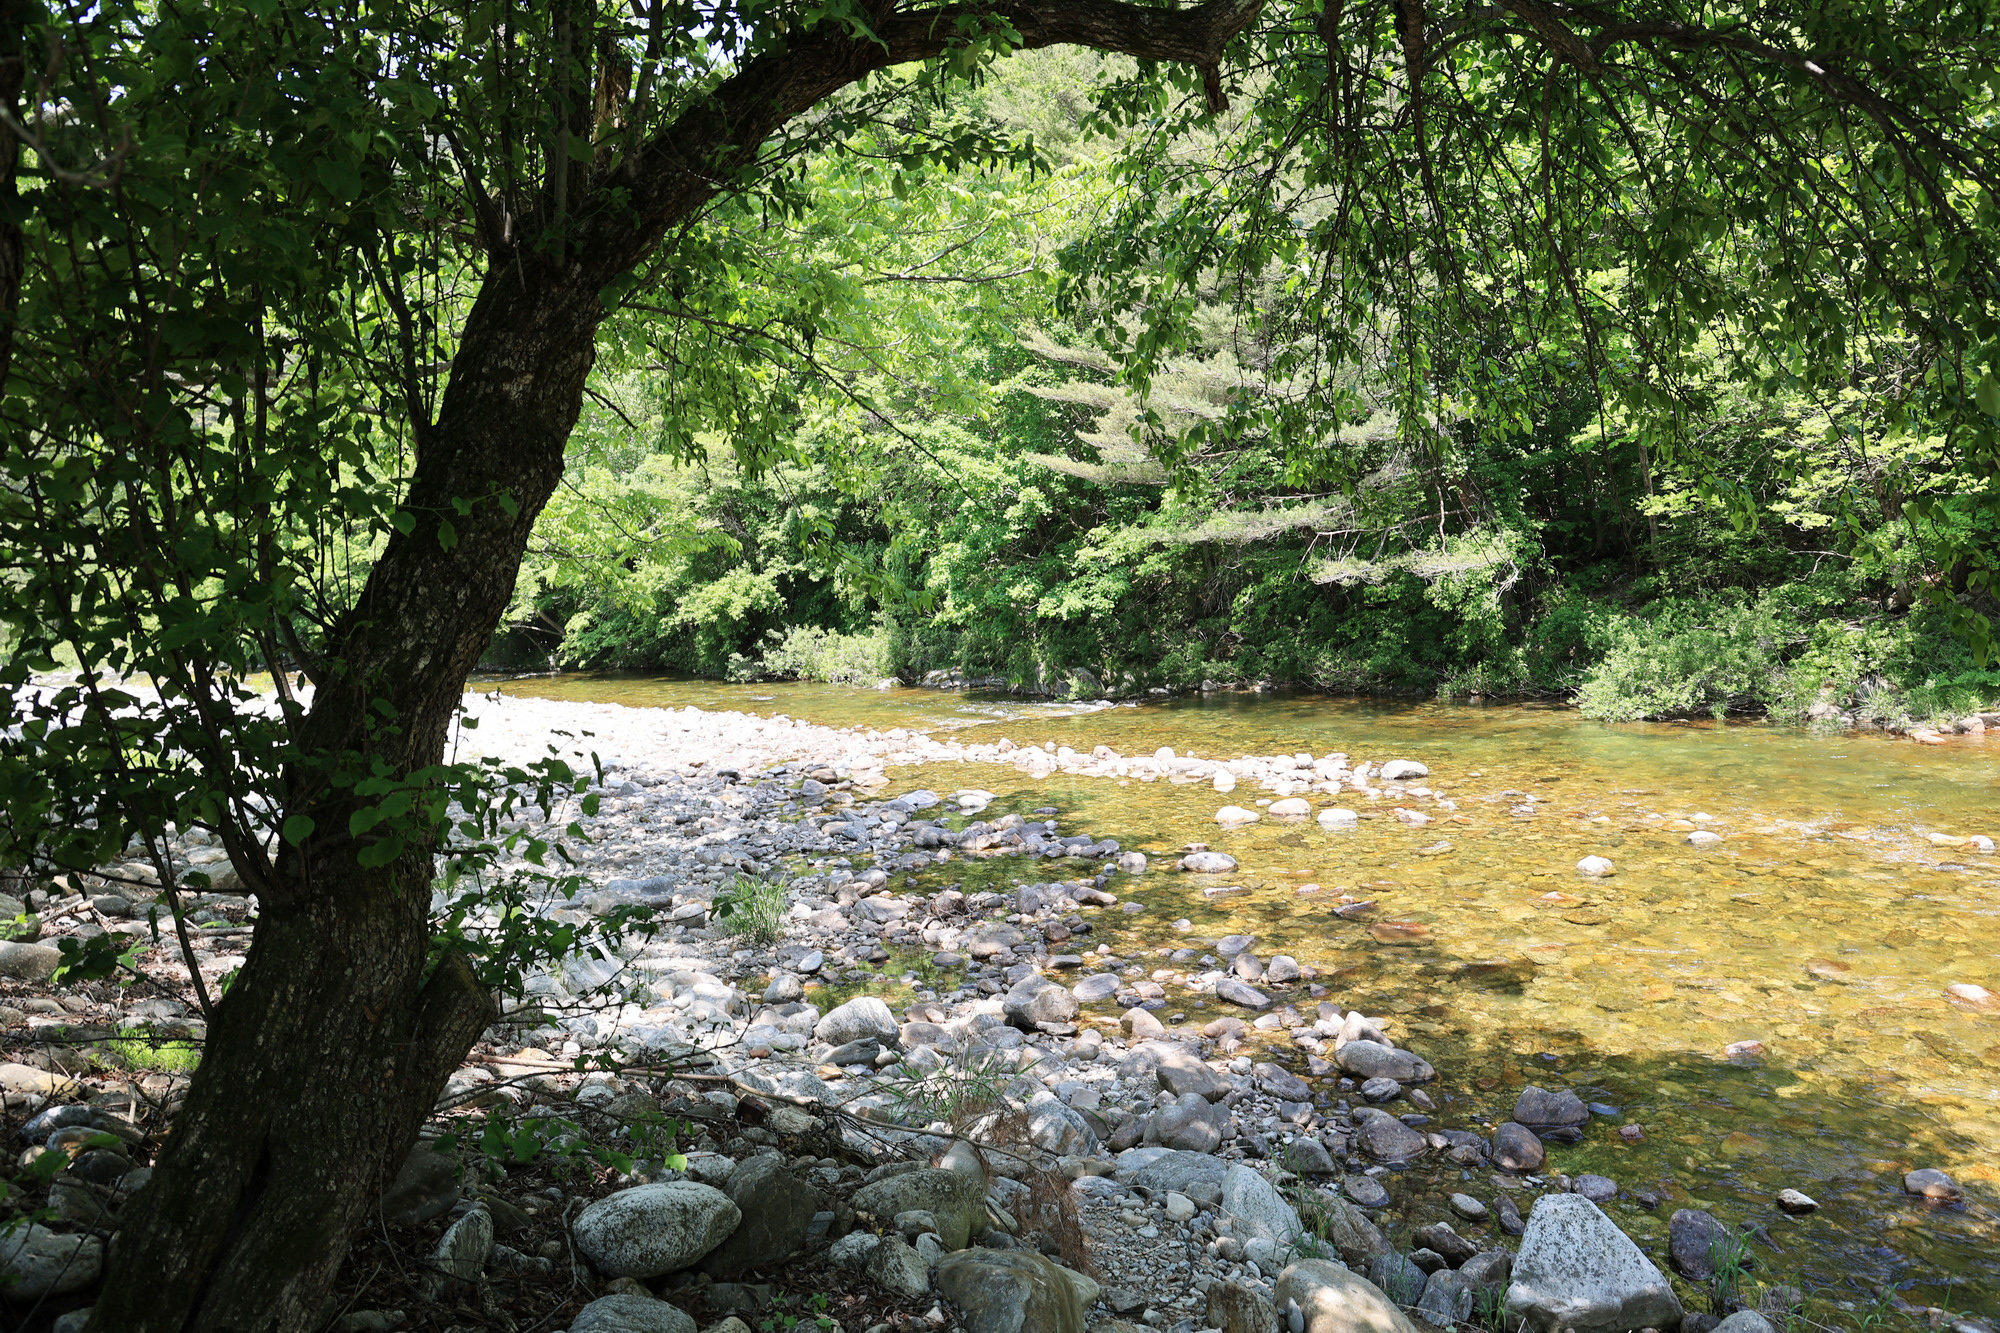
[488,674,2000,1315]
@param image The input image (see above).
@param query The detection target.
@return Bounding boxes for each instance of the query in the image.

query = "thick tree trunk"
[87,263,604,1333]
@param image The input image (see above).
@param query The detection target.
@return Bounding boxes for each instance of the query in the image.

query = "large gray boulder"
[1026,1091,1099,1155]
[866,1233,932,1298]
[378,1141,462,1226]
[569,1293,698,1333]
[853,1167,985,1250]
[814,995,899,1046]
[1128,1148,1231,1194]
[1003,974,1080,1029]
[0,941,62,981]
[936,1249,1086,1333]
[1223,1163,1302,1248]
[1207,1278,1281,1333]
[1254,1062,1313,1102]
[1276,1259,1424,1333]
[1419,1270,1475,1324]
[573,1182,742,1278]
[1335,1040,1434,1083]
[0,1223,103,1301]
[1150,1096,1227,1153]
[700,1156,822,1275]
[1145,1043,1232,1101]
[1309,1191,1389,1267]
[1505,1194,1684,1333]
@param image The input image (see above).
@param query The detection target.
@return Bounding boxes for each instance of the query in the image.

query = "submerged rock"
[1903,1168,1962,1202]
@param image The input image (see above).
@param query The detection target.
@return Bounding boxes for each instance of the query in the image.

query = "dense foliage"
[512,49,2000,725]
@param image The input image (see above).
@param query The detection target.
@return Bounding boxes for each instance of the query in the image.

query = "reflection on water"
[485,673,2000,1314]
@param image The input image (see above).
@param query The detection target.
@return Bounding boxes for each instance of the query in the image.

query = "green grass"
[102,1035,201,1073]
[711,873,786,945]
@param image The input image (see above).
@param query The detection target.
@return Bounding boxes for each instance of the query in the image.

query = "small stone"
[1904,1168,1962,1201]
[1281,1137,1338,1176]
[1359,1077,1400,1103]
[1775,1189,1818,1215]
[1513,1085,1589,1131]
[1667,1209,1725,1281]
[1450,1193,1489,1222]
[1352,1109,1427,1162]
[1420,1269,1476,1325]
[1165,1192,1197,1222]
[1215,977,1273,1010]
[1576,855,1614,876]
[1492,1122,1545,1173]
[1574,1174,1619,1203]
[1122,1007,1167,1040]
[1343,1174,1391,1209]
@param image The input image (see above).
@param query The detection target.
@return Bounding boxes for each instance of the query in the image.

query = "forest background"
[497,50,2000,727]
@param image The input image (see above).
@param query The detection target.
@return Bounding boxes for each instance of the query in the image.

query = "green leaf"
[281,814,316,845]
[1976,371,2000,417]
[316,157,363,202]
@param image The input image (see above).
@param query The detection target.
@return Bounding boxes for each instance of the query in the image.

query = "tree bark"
[0,0,29,391]
[86,4,1264,1329]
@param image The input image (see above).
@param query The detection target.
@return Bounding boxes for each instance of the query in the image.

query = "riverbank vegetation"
[503,52,2000,727]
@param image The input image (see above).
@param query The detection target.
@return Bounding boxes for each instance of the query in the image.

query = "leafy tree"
[0,3,1989,1331]
[0,3,1262,1329]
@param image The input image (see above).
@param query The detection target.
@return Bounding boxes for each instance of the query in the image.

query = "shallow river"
[492,674,2000,1317]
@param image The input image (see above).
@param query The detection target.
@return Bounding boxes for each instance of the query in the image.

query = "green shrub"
[1576,599,1785,721]
[712,873,786,945]
[751,625,895,686]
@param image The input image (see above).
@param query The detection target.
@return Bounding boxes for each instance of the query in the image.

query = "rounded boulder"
[573,1181,742,1278]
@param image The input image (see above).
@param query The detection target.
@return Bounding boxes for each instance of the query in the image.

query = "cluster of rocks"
[4,690,1996,1333]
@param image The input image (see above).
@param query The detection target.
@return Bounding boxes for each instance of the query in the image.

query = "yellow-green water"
[491,675,2000,1315]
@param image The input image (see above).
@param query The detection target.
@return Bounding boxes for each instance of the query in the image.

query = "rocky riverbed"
[1,690,1993,1333]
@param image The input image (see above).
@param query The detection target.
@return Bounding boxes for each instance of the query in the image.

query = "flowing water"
[491,673,2000,1316]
